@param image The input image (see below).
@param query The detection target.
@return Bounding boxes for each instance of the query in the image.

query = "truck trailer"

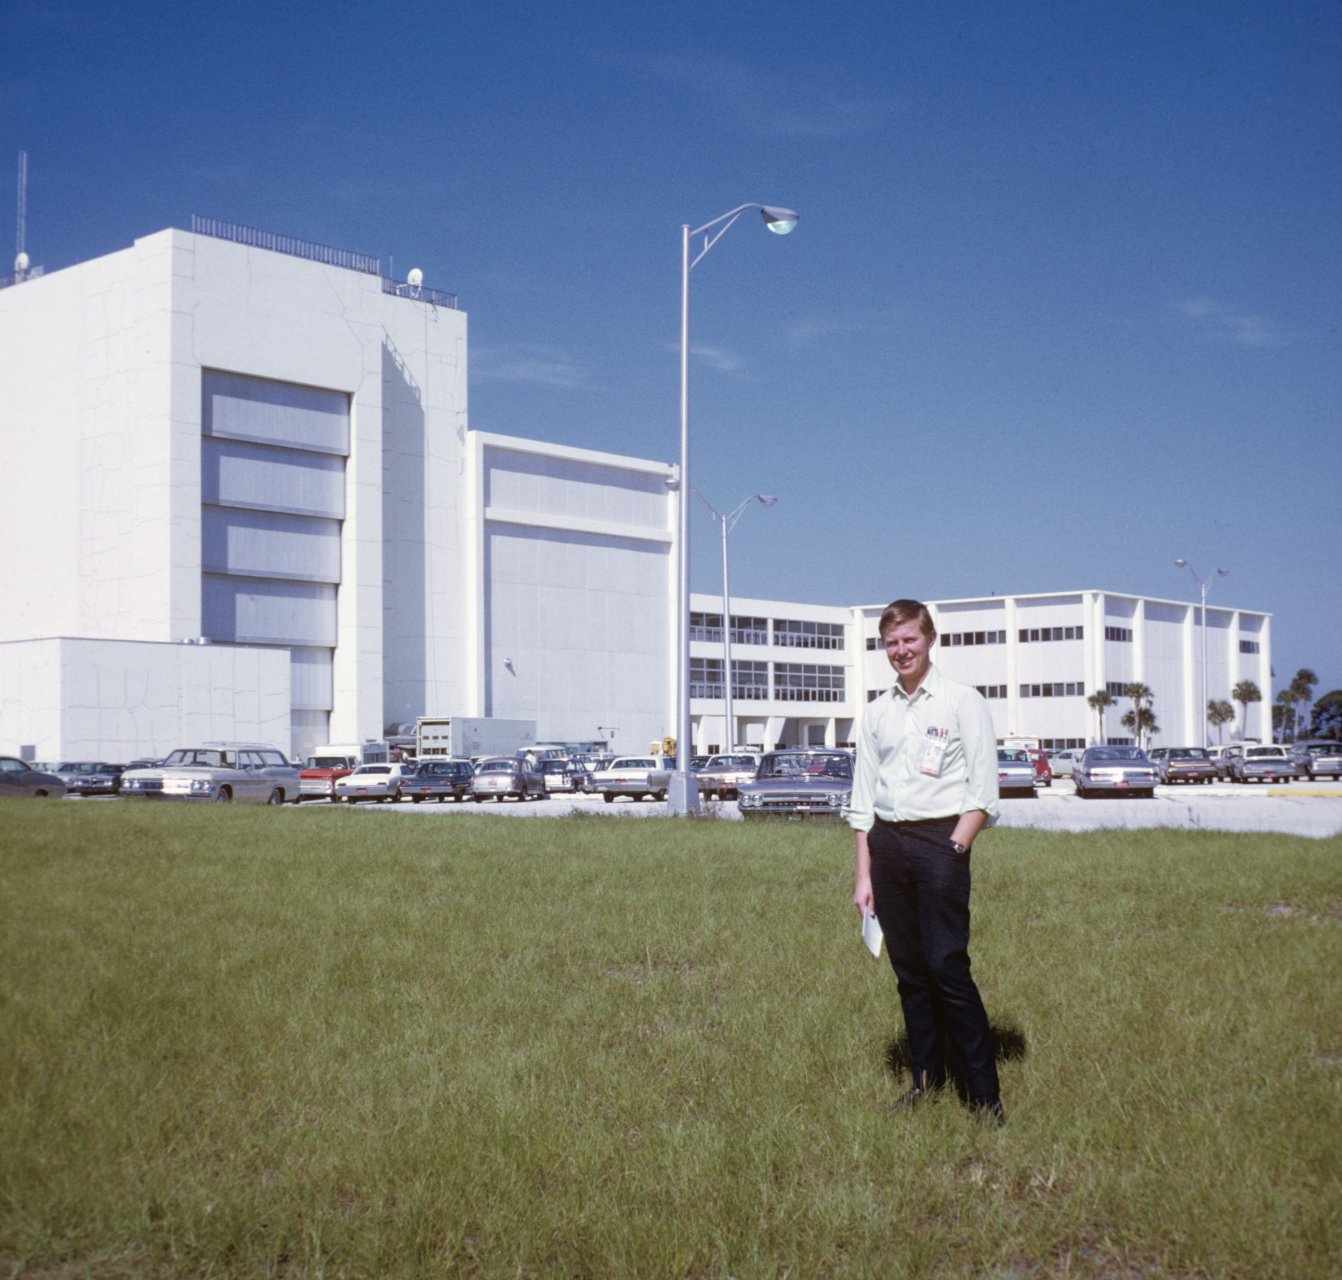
[415,717,536,762]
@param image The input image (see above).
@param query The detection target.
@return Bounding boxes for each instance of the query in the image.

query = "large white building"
[0,222,1272,762]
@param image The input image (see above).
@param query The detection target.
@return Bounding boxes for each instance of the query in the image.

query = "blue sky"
[5,0,1339,706]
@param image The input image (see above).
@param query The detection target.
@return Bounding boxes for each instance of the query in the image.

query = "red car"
[1027,749,1053,788]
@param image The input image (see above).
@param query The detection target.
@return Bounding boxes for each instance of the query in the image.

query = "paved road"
[308,778,1342,839]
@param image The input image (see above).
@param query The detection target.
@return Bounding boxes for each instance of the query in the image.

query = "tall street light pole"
[668,204,798,816]
[695,491,777,754]
[1175,559,1229,749]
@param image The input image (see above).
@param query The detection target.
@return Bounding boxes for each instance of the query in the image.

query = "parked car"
[1227,745,1303,784]
[471,756,547,802]
[1148,746,1218,785]
[540,758,593,794]
[696,752,761,800]
[118,743,301,804]
[334,763,408,803]
[1026,749,1053,788]
[1205,745,1239,779]
[53,761,125,796]
[1048,748,1081,778]
[736,749,853,820]
[591,756,674,803]
[399,759,475,803]
[0,756,68,798]
[1293,740,1342,781]
[996,749,1036,797]
[1072,746,1159,798]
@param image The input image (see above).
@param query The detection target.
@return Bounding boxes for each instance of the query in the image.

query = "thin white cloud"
[1173,298,1288,348]
[692,343,747,374]
[630,53,896,140]
[786,315,890,346]
[471,343,584,389]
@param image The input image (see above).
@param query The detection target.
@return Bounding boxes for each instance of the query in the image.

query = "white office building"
[0,222,1272,763]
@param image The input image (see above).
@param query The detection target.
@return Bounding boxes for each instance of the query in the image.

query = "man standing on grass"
[845,598,1005,1124]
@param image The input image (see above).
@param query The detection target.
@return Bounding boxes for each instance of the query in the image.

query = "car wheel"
[603,792,614,804]
[214,788,232,803]
[267,789,283,806]
[412,796,423,803]
[654,789,666,802]
[1074,780,1087,798]
[473,796,483,803]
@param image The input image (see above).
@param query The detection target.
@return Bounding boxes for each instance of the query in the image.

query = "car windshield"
[162,749,227,767]
[1169,749,1209,759]
[479,760,516,774]
[757,753,852,780]
[997,750,1029,763]
[612,758,658,769]
[1245,748,1281,759]
[706,755,756,769]
[1088,748,1147,762]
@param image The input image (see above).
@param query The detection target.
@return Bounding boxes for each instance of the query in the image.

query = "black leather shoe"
[885,1086,929,1114]
[972,1098,1006,1127]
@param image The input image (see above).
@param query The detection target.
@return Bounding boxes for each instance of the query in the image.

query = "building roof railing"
[191,215,459,308]
[192,214,382,274]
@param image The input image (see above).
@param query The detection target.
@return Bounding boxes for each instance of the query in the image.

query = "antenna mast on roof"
[14,151,28,276]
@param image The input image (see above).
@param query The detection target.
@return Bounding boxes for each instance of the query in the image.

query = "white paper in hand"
[861,910,883,959]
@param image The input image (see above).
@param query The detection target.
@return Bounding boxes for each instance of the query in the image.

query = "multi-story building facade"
[0,222,1273,762]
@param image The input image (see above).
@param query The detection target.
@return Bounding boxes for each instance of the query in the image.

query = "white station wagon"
[118,742,301,804]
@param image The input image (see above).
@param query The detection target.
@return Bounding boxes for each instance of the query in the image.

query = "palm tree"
[1231,679,1261,742]
[1207,699,1234,744]
[1086,690,1115,745]
[1122,682,1155,748]
[1121,706,1158,746]
[1289,669,1318,743]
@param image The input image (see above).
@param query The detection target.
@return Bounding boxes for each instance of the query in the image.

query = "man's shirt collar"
[892,663,942,704]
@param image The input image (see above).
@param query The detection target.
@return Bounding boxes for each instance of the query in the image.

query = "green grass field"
[2,801,1339,1278]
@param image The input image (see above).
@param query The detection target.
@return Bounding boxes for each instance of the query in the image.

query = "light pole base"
[667,771,701,816]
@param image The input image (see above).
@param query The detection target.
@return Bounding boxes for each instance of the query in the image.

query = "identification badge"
[919,727,949,776]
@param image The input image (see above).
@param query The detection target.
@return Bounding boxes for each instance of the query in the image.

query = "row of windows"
[1041,738,1087,750]
[690,658,844,703]
[1020,682,1085,698]
[947,629,1007,647]
[976,685,1008,699]
[1020,625,1083,642]
[690,613,842,650]
[1105,626,1133,642]
[1240,640,1260,654]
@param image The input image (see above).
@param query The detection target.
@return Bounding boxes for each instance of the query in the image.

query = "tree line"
[1082,669,1340,748]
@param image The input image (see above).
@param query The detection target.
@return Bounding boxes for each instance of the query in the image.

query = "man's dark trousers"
[868,816,1000,1105]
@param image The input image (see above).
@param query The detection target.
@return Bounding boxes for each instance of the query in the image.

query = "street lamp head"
[1175,559,1188,569]
[757,494,778,507]
[760,206,799,235]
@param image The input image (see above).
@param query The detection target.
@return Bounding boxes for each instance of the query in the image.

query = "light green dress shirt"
[843,664,1000,831]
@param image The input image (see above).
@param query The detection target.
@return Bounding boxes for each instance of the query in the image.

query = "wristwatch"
[949,839,969,856]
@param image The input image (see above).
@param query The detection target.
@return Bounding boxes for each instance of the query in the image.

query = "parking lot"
[219,776,1342,838]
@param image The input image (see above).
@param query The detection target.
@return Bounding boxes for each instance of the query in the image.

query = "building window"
[1040,737,1086,750]
[690,611,722,643]
[975,684,1008,699]
[1017,626,1082,643]
[730,615,770,647]
[773,618,845,650]
[865,636,880,651]
[731,660,769,701]
[1019,682,1085,698]
[774,662,845,703]
[1239,639,1260,654]
[1105,625,1133,643]
[689,657,723,699]
[1106,681,1127,697]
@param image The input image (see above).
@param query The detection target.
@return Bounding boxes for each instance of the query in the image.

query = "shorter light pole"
[695,491,777,753]
[1176,559,1229,749]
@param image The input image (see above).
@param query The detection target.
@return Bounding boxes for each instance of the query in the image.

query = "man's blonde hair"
[877,598,936,642]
